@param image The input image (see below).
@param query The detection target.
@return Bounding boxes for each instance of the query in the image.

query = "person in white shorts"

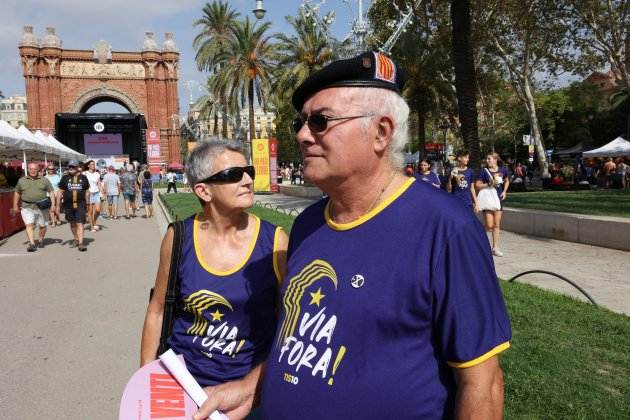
[11,162,54,252]
[102,166,121,219]
[85,160,103,232]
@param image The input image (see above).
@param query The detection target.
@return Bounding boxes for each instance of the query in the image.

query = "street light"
[253,0,266,19]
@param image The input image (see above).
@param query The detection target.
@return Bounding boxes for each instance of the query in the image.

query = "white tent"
[0,120,43,154]
[583,137,630,158]
[34,130,85,161]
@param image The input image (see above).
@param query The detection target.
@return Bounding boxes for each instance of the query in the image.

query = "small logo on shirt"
[351,274,365,289]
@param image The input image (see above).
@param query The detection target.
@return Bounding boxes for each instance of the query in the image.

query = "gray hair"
[352,88,409,169]
[185,138,244,184]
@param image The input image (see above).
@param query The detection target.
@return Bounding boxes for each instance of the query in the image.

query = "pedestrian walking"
[195,51,511,420]
[11,162,54,252]
[85,160,102,232]
[140,171,154,218]
[166,169,177,193]
[141,141,288,420]
[58,160,89,251]
[102,166,121,219]
[45,164,62,226]
[121,164,138,219]
[476,153,510,257]
[447,150,478,212]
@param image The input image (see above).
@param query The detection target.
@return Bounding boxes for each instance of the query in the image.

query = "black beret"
[292,51,407,111]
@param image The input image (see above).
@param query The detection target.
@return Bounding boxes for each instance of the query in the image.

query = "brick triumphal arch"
[18,26,181,165]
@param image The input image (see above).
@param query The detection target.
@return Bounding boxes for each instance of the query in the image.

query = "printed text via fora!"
[279,306,347,386]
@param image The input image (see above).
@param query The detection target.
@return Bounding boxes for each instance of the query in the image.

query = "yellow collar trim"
[324,177,415,231]
[193,213,261,276]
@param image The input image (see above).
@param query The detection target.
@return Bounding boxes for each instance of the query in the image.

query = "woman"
[476,153,510,257]
[84,160,102,232]
[446,150,478,212]
[417,159,441,188]
[140,170,154,218]
[141,140,287,418]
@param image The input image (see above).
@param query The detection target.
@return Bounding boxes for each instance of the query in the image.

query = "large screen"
[84,133,123,156]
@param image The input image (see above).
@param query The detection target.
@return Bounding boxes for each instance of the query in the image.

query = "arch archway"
[70,86,140,114]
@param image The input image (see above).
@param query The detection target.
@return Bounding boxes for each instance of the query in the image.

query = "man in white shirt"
[85,160,103,232]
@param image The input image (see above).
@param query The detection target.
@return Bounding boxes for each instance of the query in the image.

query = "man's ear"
[374,115,395,153]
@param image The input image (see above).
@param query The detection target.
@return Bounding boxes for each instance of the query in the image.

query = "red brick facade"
[18,27,181,164]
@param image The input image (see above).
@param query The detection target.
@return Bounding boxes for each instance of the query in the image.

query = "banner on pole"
[528,144,535,162]
[146,129,161,171]
[269,138,279,193]
[252,138,271,192]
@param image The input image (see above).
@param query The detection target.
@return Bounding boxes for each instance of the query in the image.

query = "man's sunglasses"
[199,166,255,184]
[292,113,374,133]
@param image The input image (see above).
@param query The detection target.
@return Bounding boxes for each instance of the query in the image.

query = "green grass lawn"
[505,190,630,218]
[159,192,294,232]
[160,193,630,417]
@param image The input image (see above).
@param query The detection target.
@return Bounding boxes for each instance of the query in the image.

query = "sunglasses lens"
[244,166,255,180]
[224,167,245,182]
[307,115,328,132]
[292,118,304,133]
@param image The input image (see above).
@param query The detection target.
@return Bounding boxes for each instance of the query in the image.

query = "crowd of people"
[277,163,304,184]
[10,160,155,252]
[407,151,510,257]
[549,157,629,189]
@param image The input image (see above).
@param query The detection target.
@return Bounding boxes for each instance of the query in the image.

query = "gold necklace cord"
[331,171,397,222]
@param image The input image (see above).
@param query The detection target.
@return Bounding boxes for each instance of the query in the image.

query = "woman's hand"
[500,191,507,201]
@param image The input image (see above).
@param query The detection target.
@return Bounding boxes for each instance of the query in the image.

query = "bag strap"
[156,220,185,357]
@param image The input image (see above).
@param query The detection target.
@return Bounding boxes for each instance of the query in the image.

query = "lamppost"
[253,0,266,19]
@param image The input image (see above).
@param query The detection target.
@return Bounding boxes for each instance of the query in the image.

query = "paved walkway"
[255,193,630,315]
[0,208,163,419]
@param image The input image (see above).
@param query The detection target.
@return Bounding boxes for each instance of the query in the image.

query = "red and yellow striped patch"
[373,52,396,83]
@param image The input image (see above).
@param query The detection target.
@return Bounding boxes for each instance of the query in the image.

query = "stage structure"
[18,26,181,167]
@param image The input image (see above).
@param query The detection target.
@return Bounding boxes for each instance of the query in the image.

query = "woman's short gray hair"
[185,138,244,184]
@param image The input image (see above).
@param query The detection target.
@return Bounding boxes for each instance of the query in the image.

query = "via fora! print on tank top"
[260,178,512,420]
[167,214,284,387]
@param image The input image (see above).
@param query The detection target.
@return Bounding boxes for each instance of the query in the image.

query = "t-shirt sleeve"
[58,176,65,190]
[44,178,53,192]
[432,221,512,368]
[15,179,24,193]
[82,176,90,190]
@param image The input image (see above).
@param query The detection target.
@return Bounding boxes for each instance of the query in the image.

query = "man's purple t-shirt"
[259,178,511,419]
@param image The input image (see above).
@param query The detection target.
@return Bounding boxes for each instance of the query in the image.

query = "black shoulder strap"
[156,220,185,357]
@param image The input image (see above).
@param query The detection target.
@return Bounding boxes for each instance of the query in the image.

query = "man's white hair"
[353,88,409,169]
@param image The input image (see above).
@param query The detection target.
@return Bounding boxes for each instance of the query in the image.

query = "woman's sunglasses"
[199,166,255,184]
[292,113,374,133]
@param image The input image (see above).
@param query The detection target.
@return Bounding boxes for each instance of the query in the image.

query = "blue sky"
[0,0,369,115]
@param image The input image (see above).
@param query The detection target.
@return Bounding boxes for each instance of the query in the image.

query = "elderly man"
[11,162,54,252]
[196,52,511,420]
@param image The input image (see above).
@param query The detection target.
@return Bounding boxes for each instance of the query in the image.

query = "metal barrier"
[254,200,301,217]
[508,270,598,306]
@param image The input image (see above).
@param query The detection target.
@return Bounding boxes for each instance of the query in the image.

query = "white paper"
[159,349,229,420]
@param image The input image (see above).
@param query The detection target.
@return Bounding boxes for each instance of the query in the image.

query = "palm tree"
[193,1,240,138]
[273,5,336,98]
[211,17,277,157]
[450,0,481,169]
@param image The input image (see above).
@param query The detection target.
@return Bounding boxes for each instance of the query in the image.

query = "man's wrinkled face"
[294,88,375,185]
[28,164,39,176]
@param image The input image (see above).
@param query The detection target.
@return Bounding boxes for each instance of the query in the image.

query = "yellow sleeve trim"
[272,227,283,285]
[447,341,511,369]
